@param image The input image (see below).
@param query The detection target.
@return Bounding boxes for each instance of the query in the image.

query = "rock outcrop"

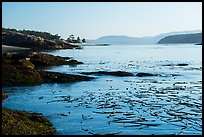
[2,31,81,51]
[39,71,93,83]
[162,63,188,66]
[2,108,56,135]
[29,52,83,68]
[2,61,44,86]
[2,52,92,86]
[81,71,134,77]
[136,72,157,77]
[2,92,8,100]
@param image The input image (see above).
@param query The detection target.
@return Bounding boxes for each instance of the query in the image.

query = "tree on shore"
[66,37,71,42]
[66,35,83,43]
[82,38,86,43]
[77,37,81,43]
[2,28,61,40]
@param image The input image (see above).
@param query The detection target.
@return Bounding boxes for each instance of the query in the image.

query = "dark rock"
[63,57,71,60]
[2,53,91,87]
[171,74,181,77]
[163,63,188,66]
[65,59,84,65]
[136,73,156,77]
[39,96,44,100]
[29,52,83,67]
[81,71,134,77]
[59,114,68,116]
[2,62,43,86]
[2,53,42,85]
[2,92,8,100]
[29,52,71,67]
[177,63,188,66]
[195,43,202,45]
[39,71,94,83]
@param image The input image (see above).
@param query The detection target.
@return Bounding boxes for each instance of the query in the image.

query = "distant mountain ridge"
[158,33,202,44]
[87,30,202,45]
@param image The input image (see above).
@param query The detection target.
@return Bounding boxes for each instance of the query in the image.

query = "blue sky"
[2,2,202,39]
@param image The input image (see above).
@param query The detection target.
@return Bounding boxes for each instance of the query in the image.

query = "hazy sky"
[2,2,202,39]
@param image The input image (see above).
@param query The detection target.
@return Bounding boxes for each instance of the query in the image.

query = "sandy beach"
[2,45,30,54]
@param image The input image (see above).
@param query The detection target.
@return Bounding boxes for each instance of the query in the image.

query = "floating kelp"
[162,63,189,67]
[123,124,144,128]
[190,109,202,114]
[93,131,122,135]
[136,73,157,77]
[80,71,134,77]
[166,111,185,117]
[93,111,124,114]
[134,122,161,126]
[123,112,135,116]
[57,113,68,116]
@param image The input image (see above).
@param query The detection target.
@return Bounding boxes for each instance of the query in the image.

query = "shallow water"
[2,44,202,135]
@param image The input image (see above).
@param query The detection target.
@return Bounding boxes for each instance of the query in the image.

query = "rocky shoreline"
[2,30,81,51]
[2,108,56,135]
[2,50,93,135]
[1,27,94,135]
[2,51,93,87]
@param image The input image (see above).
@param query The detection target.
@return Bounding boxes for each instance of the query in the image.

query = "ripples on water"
[3,44,202,135]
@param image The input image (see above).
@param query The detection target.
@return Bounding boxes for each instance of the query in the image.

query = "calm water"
[2,44,202,135]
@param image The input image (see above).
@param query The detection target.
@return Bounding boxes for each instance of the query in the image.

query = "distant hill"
[158,33,202,44]
[87,30,202,45]
[87,35,157,45]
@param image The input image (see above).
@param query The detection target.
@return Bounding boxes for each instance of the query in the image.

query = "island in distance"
[87,30,202,45]
[158,33,202,44]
